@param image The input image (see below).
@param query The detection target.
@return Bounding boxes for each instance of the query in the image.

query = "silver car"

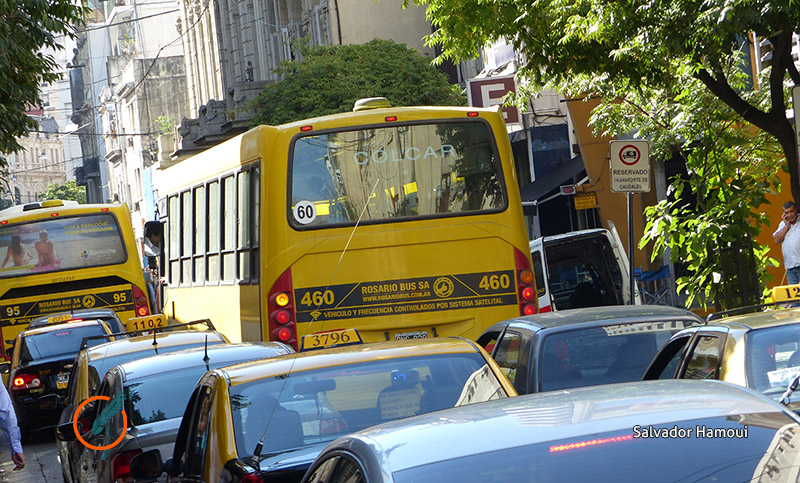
[302,379,800,482]
[73,341,293,483]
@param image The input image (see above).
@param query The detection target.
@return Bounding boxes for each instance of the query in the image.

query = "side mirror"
[129,449,163,480]
[163,457,183,478]
[0,361,9,374]
[38,394,59,410]
[4,348,12,359]
[55,421,77,442]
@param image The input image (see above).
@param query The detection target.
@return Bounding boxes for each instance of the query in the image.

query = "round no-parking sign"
[609,140,650,192]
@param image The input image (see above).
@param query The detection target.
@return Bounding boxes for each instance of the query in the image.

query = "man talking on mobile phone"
[0,383,24,470]
[774,201,800,284]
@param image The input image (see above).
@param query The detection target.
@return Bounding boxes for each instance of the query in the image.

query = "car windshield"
[539,321,687,391]
[230,353,506,460]
[393,413,800,482]
[746,324,800,398]
[20,324,108,362]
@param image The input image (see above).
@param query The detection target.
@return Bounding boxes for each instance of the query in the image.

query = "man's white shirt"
[775,220,800,269]
[0,384,22,454]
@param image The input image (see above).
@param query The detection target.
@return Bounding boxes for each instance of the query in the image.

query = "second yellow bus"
[0,200,153,358]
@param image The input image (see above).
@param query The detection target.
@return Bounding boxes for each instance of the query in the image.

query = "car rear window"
[394,413,800,482]
[539,321,688,391]
[122,348,257,427]
[20,324,108,362]
[87,340,225,397]
[230,353,507,459]
[124,366,209,426]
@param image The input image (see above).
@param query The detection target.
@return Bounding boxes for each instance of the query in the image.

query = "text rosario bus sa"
[0,200,152,358]
[158,98,537,349]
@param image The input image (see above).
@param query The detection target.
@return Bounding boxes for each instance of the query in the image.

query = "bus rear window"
[289,121,506,227]
[0,214,127,278]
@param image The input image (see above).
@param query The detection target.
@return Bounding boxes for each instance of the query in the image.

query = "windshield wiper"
[779,374,800,406]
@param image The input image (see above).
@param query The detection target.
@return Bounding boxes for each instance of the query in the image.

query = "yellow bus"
[159,98,536,350]
[0,200,152,358]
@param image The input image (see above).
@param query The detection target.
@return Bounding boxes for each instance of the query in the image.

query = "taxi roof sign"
[771,284,800,303]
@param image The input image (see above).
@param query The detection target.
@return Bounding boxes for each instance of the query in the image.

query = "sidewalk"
[0,431,28,483]
[0,430,61,483]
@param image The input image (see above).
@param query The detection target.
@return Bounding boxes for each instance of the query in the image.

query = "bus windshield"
[0,213,127,278]
[290,120,506,227]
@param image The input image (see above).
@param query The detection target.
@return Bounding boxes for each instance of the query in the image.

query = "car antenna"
[249,178,381,466]
[203,335,210,371]
[152,329,158,354]
[780,374,800,406]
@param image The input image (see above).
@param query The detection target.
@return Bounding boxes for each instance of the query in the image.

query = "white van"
[530,228,640,312]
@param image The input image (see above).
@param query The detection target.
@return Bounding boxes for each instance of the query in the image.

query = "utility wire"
[76,8,180,33]
[28,129,160,137]
[127,2,210,95]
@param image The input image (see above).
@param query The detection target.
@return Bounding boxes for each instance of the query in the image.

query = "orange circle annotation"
[73,395,128,451]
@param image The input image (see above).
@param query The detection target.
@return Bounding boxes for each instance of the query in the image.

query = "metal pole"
[628,192,635,304]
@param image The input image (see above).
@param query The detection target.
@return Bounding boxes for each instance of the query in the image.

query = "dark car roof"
[85,330,227,362]
[113,342,294,382]
[29,307,119,325]
[327,379,794,473]
[483,305,704,334]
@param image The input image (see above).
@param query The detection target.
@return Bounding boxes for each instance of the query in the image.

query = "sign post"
[609,140,651,305]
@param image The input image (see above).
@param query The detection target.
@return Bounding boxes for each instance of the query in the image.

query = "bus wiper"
[779,374,800,406]
[321,177,379,299]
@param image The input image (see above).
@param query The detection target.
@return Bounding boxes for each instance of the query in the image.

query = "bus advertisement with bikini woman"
[0,200,152,360]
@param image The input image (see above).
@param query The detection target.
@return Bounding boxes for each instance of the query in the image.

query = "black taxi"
[0,317,116,436]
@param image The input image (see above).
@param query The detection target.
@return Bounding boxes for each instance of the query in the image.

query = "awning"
[520,154,586,203]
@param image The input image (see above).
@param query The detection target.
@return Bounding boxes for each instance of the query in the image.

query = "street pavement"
[0,429,62,483]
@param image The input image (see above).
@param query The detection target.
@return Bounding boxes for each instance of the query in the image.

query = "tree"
[416,0,799,199]
[250,39,465,125]
[40,180,86,204]
[0,0,86,162]
[414,0,798,307]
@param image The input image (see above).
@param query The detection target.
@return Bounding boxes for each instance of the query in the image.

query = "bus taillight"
[132,285,150,316]
[514,248,538,316]
[268,269,297,350]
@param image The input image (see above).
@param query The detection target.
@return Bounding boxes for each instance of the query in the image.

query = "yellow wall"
[760,169,790,288]
[565,98,659,271]
[567,97,788,289]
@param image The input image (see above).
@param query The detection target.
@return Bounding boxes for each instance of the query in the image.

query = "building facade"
[170,0,436,155]
[6,116,67,204]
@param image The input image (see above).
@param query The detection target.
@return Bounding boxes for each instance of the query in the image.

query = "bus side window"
[237,170,251,282]
[221,175,236,282]
[167,195,180,286]
[207,181,220,284]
